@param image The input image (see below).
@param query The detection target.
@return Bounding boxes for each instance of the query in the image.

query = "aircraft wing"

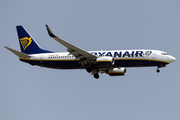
[46,25,96,59]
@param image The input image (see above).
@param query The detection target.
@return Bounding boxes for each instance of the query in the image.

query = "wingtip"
[4,46,9,49]
[45,24,56,37]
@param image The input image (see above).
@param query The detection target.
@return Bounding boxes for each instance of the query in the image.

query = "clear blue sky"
[1,0,179,120]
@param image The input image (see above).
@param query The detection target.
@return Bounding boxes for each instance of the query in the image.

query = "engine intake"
[108,68,126,76]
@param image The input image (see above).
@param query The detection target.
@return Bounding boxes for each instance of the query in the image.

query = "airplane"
[5,25,176,79]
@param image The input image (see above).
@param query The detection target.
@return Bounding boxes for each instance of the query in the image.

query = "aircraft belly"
[43,61,83,69]
[20,59,83,69]
[114,59,168,67]
[20,58,169,69]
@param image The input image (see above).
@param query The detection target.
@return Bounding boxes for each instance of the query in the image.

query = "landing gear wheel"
[156,69,160,73]
[86,67,92,73]
[94,73,99,79]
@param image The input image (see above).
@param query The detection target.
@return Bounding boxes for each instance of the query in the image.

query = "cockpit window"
[161,53,168,55]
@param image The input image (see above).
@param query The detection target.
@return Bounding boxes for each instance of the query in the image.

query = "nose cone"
[169,56,176,63]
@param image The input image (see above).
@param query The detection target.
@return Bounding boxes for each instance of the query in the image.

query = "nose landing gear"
[156,68,160,73]
[156,65,166,73]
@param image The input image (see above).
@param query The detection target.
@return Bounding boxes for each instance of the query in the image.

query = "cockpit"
[161,53,168,55]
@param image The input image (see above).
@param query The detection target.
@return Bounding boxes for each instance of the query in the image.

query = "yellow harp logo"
[19,37,32,51]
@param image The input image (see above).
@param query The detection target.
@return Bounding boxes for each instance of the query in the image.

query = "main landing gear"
[86,67,92,73]
[86,67,100,79]
[94,73,99,79]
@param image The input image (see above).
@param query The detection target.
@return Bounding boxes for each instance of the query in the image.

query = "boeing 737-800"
[5,25,176,79]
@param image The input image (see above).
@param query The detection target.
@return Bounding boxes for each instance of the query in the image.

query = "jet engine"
[108,68,126,76]
[96,56,114,68]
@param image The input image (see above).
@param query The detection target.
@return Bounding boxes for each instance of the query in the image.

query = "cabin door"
[152,52,156,59]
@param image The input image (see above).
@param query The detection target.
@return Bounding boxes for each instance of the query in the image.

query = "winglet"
[46,25,56,37]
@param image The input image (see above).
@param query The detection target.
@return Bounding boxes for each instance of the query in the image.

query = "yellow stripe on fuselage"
[19,57,170,64]
[109,72,124,74]
[96,60,112,63]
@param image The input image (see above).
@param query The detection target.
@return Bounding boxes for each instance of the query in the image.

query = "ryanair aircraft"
[5,25,176,79]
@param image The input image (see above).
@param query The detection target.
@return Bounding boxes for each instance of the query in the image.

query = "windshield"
[161,53,168,55]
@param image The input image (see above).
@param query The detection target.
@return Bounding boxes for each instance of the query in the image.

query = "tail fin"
[16,26,53,54]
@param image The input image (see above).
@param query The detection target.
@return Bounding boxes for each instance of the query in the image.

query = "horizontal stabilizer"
[5,46,31,58]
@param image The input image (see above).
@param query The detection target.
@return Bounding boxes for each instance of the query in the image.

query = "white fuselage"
[20,49,175,69]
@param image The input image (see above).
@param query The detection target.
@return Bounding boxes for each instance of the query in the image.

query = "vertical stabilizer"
[16,26,53,54]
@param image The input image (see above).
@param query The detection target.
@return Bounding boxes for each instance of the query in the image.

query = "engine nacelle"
[96,57,114,68]
[108,68,126,76]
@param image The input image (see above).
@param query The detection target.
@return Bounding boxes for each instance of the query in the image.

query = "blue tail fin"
[16,26,53,54]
